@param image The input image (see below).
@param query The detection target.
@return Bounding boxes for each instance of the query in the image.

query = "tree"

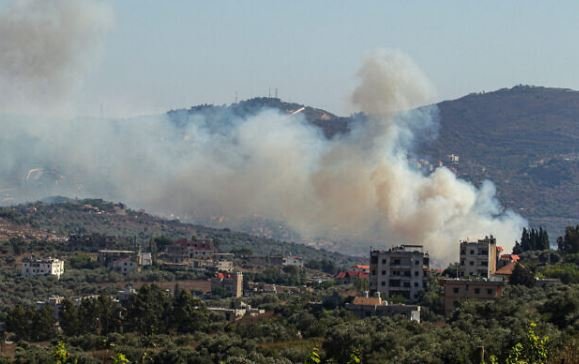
[505,322,549,364]
[510,264,535,288]
[127,285,171,335]
[518,227,550,253]
[520,228,530,252]
[59,298,80,336]
[6,305,33,340]
[305,347,321,364]
[557,225,579,254]
[171,289,207,333]
[32,304,57,341]
[112,353,130,364]
[53,341,68,364]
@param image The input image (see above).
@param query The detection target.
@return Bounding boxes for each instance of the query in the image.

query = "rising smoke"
[0,1,526,261]
[0,0,112,115]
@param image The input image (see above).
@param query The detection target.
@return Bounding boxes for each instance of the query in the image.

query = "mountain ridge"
[168,85,579,239]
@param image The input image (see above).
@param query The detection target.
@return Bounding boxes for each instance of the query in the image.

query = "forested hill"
[421,85,579,237]
[169,86,579,238]
[0,198,357,265]
[167,97,355,138]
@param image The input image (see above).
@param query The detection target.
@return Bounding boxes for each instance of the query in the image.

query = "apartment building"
[21,257,65,279]
[369,245,430,302]
[458,236,498,278]
[442,279,505,315]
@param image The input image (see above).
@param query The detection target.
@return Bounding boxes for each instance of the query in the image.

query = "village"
[12,231,558,331]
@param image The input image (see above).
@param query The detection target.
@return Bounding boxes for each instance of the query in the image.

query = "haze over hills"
[422,85,579,239]
[168,85,579,241]
[2,84,577,256]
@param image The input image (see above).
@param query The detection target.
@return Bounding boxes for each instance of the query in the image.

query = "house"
[111,256,140,275]
[441,279,506,315]
[492,261,518,281]
[335,271,369,285]
[166,238,216,263]
[282,256,304,268]
[98,250,141,275]
[207,301,265,321]
[458,236,499,278]
[22,257,65,279]
[496,254,520,269]
[352,264,370,273]
[369,245,430,302]
[211,272,243,298]
[139,252,153,267]
[97,249,136,265]
[345,292,421,322]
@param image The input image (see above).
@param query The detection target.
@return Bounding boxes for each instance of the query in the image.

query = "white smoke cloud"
[0,0,525,262]
[0,0,112,115]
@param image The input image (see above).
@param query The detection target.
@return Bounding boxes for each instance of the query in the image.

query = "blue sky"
[77,1,579,117]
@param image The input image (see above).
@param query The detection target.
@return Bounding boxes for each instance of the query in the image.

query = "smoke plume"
[0,1,525,261]
[0,0,112,115]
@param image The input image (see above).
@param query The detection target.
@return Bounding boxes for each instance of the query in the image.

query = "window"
[453,287,460,294]
[414,282,419,287]
[382,259,386,264]
[371,270,376,275]
[403,282,410,288]
[487,289,493,295]
[470,250,475,255]
[469,261,474,266]
[481,261,488,266]
[381,281,386,286]
[415,260,419,265]
[382,270,386,275]
[414,271,419,276]
[474,288,480,294]
[393,259,401,265]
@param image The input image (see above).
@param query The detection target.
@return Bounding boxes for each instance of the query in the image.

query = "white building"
[139,252,153,267]
[282,256,304,268]
[22,257,65,279]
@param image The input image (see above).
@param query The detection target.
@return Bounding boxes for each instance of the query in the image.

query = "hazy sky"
[74,1,579,117]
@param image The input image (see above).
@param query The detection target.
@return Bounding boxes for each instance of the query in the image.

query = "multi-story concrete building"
[441,279,505,315]
[21,257,65,279]
[166,238,216,263]
[458,236,498,278]
[369,245,430,302]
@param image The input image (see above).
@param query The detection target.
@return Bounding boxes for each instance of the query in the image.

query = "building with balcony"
[369,245,429,302]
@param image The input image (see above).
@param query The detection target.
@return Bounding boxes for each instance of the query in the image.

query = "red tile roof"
[495,261,517,276]
[352,296,382,306]
[335,271,369,280]
[499,254,520,262]
[353,265,369,270]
